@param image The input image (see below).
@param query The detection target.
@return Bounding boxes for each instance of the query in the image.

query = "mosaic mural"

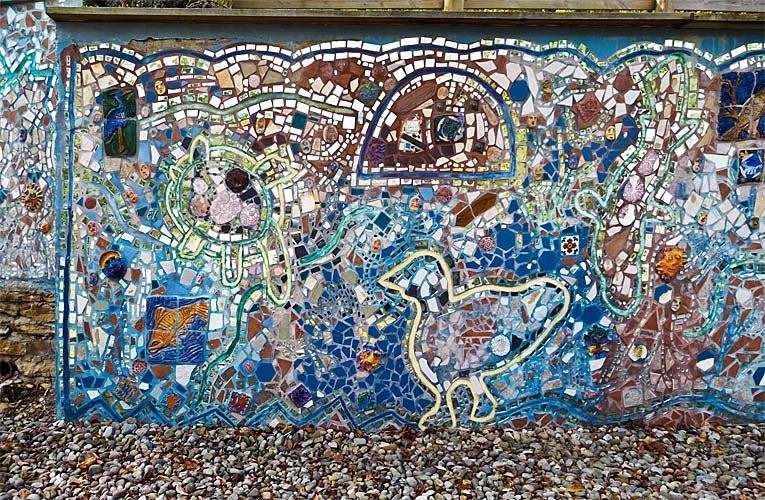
[58,37,765,429]
[0,1,57,280]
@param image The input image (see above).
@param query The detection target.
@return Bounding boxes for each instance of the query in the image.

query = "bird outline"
[379,249,571,429]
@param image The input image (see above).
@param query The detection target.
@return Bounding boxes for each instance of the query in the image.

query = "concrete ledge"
[46,7,765,28]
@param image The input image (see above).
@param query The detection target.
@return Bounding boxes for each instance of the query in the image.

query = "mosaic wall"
[0,1,57,280]
[58,36,765,429]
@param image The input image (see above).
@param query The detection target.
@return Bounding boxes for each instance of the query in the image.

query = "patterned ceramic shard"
[737,149,764,184]
[717,70,765,141]
[56,36,765,430]
[145,296,209,365]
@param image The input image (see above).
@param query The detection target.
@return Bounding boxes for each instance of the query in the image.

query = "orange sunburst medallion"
[656,247,687,282]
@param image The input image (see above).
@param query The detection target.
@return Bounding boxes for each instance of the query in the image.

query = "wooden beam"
[46,6,764,27]
[673,0,764,12]
[464,0,654,10]
[444,0,465,11]
[232,0,442,8]
[685,11,765,25]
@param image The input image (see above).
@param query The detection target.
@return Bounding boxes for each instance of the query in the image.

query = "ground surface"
[0,391,763,499]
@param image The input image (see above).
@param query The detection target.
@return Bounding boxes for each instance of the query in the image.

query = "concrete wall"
[51,20,765,429]
[0,1,57,280]
[0,1,58,384]
[1,3,765,427]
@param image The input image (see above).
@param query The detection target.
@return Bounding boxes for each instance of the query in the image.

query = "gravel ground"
[0,391,763,499]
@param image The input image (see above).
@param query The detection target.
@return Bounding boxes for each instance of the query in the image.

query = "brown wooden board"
[673,0,765,13]
[232,0,443,8]
[464,0,655,10]
[46,6,765,25]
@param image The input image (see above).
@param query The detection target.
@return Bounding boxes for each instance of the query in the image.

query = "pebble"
[1,393,763,498]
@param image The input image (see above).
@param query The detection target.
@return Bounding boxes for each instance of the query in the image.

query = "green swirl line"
[299,206,376,265]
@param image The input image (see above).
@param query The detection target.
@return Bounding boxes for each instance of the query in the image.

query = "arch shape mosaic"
[58,37,765,428]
